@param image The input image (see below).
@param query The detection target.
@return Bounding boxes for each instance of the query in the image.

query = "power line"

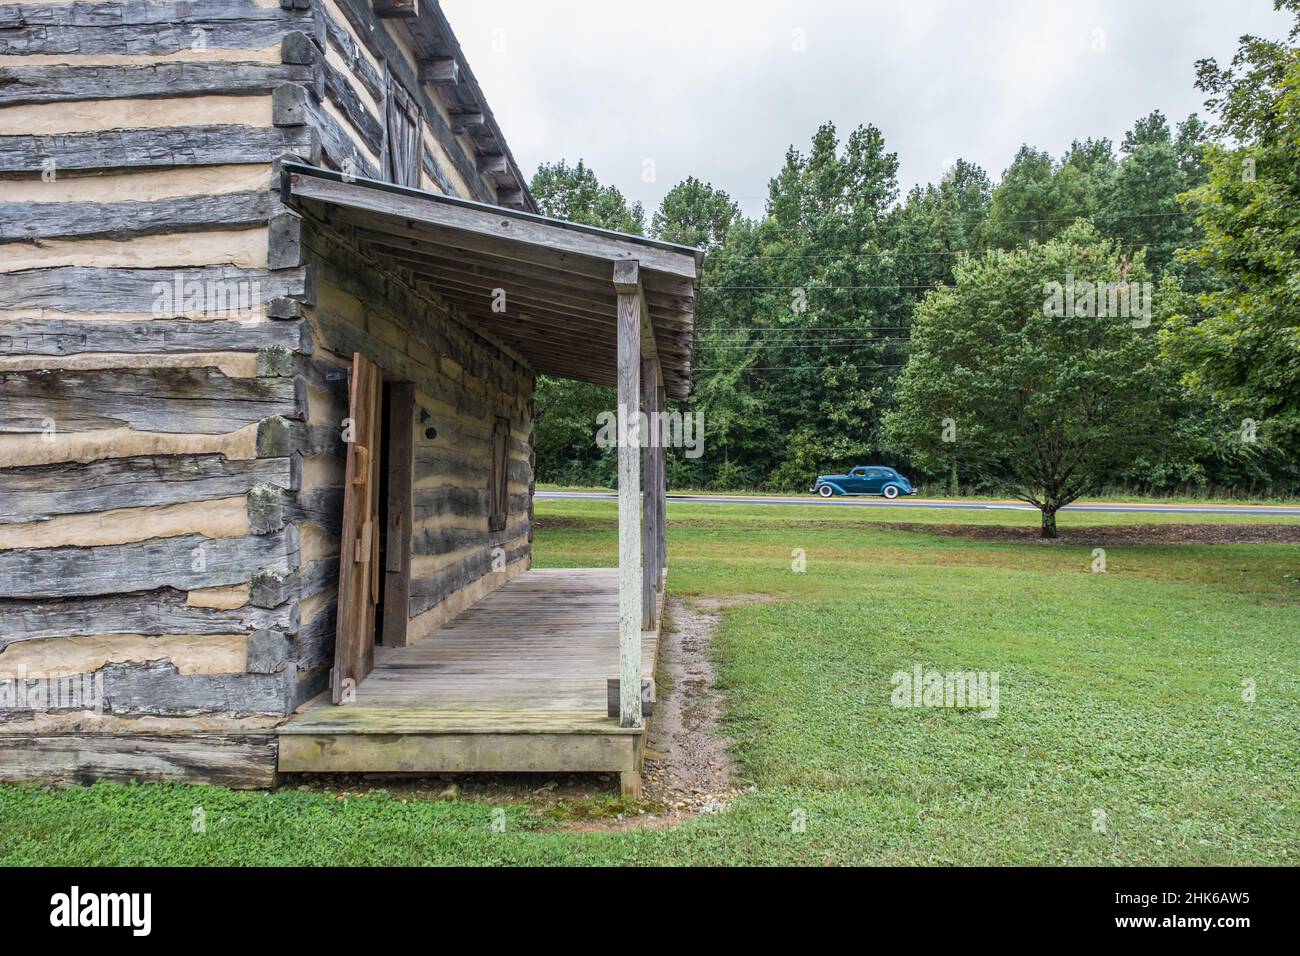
[703,325,913,331]
[746,209,1197,243]
[693,364,906,372]
[700,284,939,291]
[716,237,1195,262]
[697,340,908,348]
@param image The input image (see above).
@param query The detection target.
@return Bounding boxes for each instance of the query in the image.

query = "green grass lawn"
[2,500,1296,865]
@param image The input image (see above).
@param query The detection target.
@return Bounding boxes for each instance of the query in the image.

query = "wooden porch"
[277,569,662,795]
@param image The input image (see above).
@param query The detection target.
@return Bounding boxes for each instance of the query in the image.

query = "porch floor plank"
[279,568,657,739]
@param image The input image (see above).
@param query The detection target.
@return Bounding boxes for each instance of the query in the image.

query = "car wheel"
[882,485,899,499]
[817,484,834,498]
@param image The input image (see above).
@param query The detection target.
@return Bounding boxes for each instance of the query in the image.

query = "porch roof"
[280,162,702,400]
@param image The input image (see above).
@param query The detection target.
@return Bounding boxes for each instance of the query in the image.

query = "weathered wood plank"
[277,731,635,774]
[318,54,384,159]
[0,733,278,789]
[0,192,279,242]
[303,95,381,180]
[287,167,698,280]
[95,659,290,716]
[0,317,309,356]
[0,453,293,523]
[0,0,320,57]
[614,260,643,728]
[0,62,316,107]
[0,588,297,649]
[257,416,344,458]
[328,0,492,202]
[411,486,528,522]
[249,555,339,608]
[0,125,318,174]
[330,351,380,702]
[0,265,311,312]
[1,366,306,434]
[406,543,528,617]
[0,528,299,598]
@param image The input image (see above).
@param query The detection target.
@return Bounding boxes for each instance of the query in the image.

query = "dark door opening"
[379,381,415,648]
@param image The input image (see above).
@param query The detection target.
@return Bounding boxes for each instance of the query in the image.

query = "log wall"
[0,0,529,785]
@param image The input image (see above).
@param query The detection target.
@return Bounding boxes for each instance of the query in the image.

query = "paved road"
[537,490,1300,517]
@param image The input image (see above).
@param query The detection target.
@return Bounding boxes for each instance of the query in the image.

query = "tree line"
[530,1,1300,517]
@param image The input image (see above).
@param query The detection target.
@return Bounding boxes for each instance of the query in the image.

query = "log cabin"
[0,0,699,798]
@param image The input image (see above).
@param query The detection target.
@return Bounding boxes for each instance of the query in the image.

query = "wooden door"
[332,352,383,704]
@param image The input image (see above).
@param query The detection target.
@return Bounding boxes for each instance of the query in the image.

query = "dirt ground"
[886,522,1300,546]
[278,597,744,829]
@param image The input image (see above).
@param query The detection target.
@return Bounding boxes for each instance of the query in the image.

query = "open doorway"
[379,381,414,648]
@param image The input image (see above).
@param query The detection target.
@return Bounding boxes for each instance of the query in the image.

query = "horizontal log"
[418,58,458,85]
[410,521,526,557]
[0,733,278,788]
[0,528,299,599]
[288,487,344,532]
[0,317,309,356]
[0,62,317,107]
[0,454,294,524]
[0,588,297,649]
[247,601,335,674]
[407,543,528,617]
[1,366,306,434]
[0,0,320,57]
[412,486,529,522]
[249,555,338,608]
[0,125,318,174]
[257,416,344,458]
[0,265,311,312]
[0,192,280,242]
[93,659,290,717]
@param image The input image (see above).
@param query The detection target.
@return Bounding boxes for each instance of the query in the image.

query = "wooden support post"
[613,260,643,729]
[641,354,657,630]
[656,383,667,584]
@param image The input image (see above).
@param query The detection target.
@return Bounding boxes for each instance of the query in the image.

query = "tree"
[883,222,1186,537]
[528,160,648,485]
[985,145,1109,247]
[650,177,741,249]
[529,159,645,233]
[1163,0,1300,474]
[890,158,992,292]
[685,122,913,490]
[1097,111,1208,278]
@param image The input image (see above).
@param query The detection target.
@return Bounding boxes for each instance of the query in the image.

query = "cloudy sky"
[441,0,1292,220]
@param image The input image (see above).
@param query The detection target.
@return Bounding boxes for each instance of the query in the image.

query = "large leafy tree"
[528,160,645,485]
[890,158,992,293]
[884,223,1187,536]
[1097,111,1210,278]
[985,144,1110,247]
[1163,0,1300,473]
[530,159,645,233]
[687,122,911,490]
[650,176,740,250]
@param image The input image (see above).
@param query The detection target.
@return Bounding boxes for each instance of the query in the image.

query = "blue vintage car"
[810,466,916,499]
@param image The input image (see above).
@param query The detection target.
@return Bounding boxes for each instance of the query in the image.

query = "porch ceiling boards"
[280,162,702,400]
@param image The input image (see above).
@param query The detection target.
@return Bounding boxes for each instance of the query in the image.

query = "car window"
[850,468,866,476]
[866,468,885,478]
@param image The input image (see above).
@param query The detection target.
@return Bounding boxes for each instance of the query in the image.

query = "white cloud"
[443,0,1293,219]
